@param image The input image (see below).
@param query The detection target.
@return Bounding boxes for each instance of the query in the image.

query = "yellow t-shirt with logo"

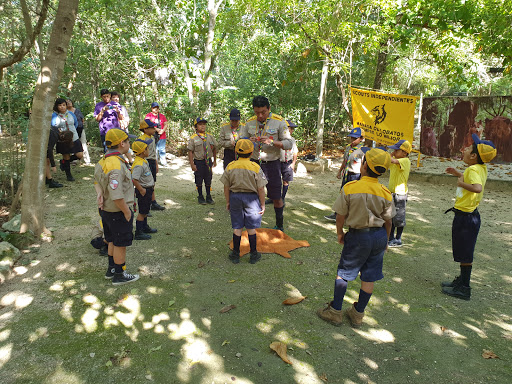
[454,164,487,213]
[388,157,411,194]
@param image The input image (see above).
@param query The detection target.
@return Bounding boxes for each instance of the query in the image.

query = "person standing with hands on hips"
[240,96,292,232]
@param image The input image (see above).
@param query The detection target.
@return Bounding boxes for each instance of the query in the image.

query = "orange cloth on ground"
[228,228,310,258]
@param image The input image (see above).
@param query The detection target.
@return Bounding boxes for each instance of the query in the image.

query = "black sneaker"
[442,284,471,300]
[134,230,151,240]
[66,174,75,182]
[99,244,108,256]
[441,275,461,287]
[324,212,336,221]
[143,225,157,234]
[273,225,284,232]
[112,271,140,285]
[151,202,165,211]
[48,179,63,188]
[228,250,240,264]
[206,195,214,204]
[249,251,262,264]
[105,267,115,280]
[198,195,206,205]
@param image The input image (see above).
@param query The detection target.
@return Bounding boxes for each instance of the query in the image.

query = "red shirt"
[145,112,168,140]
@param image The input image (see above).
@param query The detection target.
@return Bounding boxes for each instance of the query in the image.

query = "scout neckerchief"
[255,112,273,155]
[197,132,212,172]
[342,142,364,182]
[231,124,239,160]
[58,112,70,131]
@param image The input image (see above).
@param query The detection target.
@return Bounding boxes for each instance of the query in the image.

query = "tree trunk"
[20,0,79,236]
[316,56,329,157]
[373,38,391,90]
[204,0,223,93]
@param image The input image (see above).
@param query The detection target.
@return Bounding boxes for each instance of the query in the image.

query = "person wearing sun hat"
[94,128,140,285]
[442,133,497,300]
[387,139,412,247]
[131,138,158,241]
[317,148,395,328]
[220,139,267,264]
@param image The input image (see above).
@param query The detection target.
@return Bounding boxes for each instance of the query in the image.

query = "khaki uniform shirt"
[346,147,366,173]
[139,133,156,160]
[239,113,292,161]
[187,132,217,160]
[220,158,268,193]
[131,156,155,188]
[333,176,395,229]
[219,122,244,150]
[281,137,298,162]
[94,154,134,212]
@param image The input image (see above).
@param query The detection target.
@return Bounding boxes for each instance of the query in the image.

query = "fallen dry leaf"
[220,304,236,313]
[440,326,447,332]
[282,296,306,305]
[270,341,293,365]
[319,373,328,382]
[197,262,205,268]
[482,349,499,359]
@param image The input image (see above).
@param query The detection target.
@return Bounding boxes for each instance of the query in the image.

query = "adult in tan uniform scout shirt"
[239,96,292,231]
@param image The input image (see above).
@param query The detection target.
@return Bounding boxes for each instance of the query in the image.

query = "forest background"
[1,0,511,211]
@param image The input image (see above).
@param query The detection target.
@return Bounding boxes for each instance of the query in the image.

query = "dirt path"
[1,157,511,384]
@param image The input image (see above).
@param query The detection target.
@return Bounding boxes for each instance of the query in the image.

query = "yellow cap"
[477,143,497,163]
[389,139,412,154]
[235,139,253,154]
[365,148,391,175]
[105,129,129,147]
[132,139,152,155]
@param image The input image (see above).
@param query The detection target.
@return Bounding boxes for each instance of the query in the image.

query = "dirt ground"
[0,155,511,384]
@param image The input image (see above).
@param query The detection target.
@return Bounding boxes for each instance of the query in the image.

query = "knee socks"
[389,224,395,241]
[136,220,144,231]
[248,234,257,253]
[274,206,284,228]
[332,278,348,310]
[460,265,472,287]
[281,185,289,200]
[233,234,241,253]
[205,185,211,197]
[355,289,372,313]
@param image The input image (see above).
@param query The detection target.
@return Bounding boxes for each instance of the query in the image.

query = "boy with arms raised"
[317,148,394,327]
[94,129,139,285]
[220,139,267,264]
[443,134,497,300]
[387,139,412,247]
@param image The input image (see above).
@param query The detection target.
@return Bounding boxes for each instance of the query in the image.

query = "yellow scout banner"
[351,87,418,146]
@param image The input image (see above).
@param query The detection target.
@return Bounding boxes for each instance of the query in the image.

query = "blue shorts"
[281,160,294,182]
[260,159,282,200]
[229,192,262,230]
[452,209,480,263]
[135,186,154,215]
[223,149,236,169]
[194,159,213,186]
[101,210,134,247]
[337,227,387,282]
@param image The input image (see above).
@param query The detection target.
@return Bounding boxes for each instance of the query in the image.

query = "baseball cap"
[364,148,391,176]
[235,139,253,154]
[388,139,412,154]
[132,138,153,155]
[472,133,497,163]
[105,129,136,147]
[151,102,160,108]
[348,127,365,138]
[286,120,298,128]
[229,109,241,120]
[139,119,158,131]
[194,117,207,125]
